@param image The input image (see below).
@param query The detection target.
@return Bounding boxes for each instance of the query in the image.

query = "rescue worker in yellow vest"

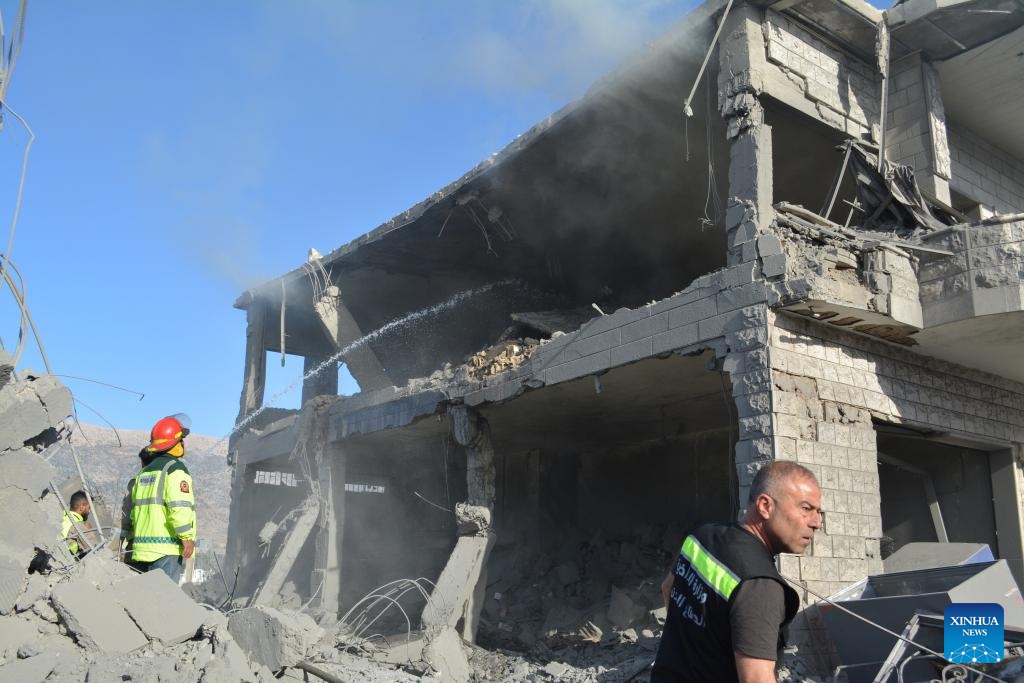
[61,490,92,558]
[129,414,196,583]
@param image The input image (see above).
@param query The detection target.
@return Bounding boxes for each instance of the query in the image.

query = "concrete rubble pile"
[0,356,372,683]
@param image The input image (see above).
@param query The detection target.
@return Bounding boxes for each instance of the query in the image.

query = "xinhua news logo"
[944,603,1004,664]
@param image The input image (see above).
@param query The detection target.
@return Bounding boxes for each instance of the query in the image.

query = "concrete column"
[223,460,249,585]
[721,303,773,515]
[317,443,346,614]
[884,54,951,204]
[990,447,1024,587]
[301,354,338,405]
[313,288,392,391]
[421,404,497,654]
[452,405,495,511]
[236,299,267,425]
[718,6,776,269]
[251,399,334,608]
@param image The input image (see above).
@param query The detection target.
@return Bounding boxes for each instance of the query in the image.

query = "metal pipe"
[682,0,735,118]
[68,439,106,547]
[296,661,346,683]
[48,480,93,553]
[822,143,854,219]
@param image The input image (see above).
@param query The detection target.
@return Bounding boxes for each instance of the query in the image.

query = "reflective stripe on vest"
[134,536,180,545]
[681,535,741,601]
[133,459,177,508]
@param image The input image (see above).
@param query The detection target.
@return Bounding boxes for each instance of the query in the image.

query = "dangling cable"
[698,76,724,231]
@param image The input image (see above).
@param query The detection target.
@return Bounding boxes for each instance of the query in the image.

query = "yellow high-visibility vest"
[130,454,196,562]
[61,510,84,555]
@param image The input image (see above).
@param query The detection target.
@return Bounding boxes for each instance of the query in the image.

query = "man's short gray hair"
[748,461,818,504]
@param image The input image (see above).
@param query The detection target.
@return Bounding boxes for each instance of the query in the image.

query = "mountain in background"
[51,423,232,550]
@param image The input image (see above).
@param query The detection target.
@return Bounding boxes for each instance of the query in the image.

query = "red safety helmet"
[146,413,192,453]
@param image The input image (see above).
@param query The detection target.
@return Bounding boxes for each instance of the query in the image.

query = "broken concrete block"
[756,234,783,257]
[0,451,52,500]
[0,389,48,452]
[454,502,490,535]
[227,605,323,670]
[0,489,59,565]
[422,532,496,635]
[207,623,255,679]
[422,627,470,683]
[607,586,646,630]
[543,661,569,678]
[114,569,206,645]
[761,253,787,278]
[50,580,148,652]
[30,376,72,425]
[15,575,48,613]
[30,601,58,624]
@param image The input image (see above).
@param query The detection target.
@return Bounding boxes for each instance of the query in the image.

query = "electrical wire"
[0,1,28,107]
[71,397,124,446]
[0,101,35,302]
[699,75,723,231]
[0,248,26,358]
[54,374,145,400]
[1,254,51,372]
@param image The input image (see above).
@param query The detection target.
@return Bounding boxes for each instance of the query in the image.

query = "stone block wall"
[884,54,951,202]
[511,263,765,393]
[948,125,1024,214]
[769,309,1024,585]
[918,217,1024,327]
[767,309,1024,669]
[762,10,878,136]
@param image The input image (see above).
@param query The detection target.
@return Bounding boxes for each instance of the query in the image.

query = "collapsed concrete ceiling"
[243,7,738,384]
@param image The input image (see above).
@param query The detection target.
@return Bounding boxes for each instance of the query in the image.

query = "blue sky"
[0,1,715,439]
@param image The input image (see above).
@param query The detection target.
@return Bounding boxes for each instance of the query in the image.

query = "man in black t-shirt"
[653,461,822,683]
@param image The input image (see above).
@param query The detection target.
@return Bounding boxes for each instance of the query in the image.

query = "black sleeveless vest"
[652,523,800,683]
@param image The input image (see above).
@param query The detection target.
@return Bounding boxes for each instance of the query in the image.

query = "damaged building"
[226,0,1024,677]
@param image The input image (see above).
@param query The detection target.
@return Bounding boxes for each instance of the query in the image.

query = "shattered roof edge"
[234,0,730,309]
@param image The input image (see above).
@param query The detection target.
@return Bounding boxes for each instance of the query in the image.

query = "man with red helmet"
[128,414,197,582]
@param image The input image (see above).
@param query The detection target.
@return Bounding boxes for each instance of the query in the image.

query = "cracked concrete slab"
[0,488,57,561]
[50,580,148,653]
[115,570,207,646]
[0,451,52,501]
